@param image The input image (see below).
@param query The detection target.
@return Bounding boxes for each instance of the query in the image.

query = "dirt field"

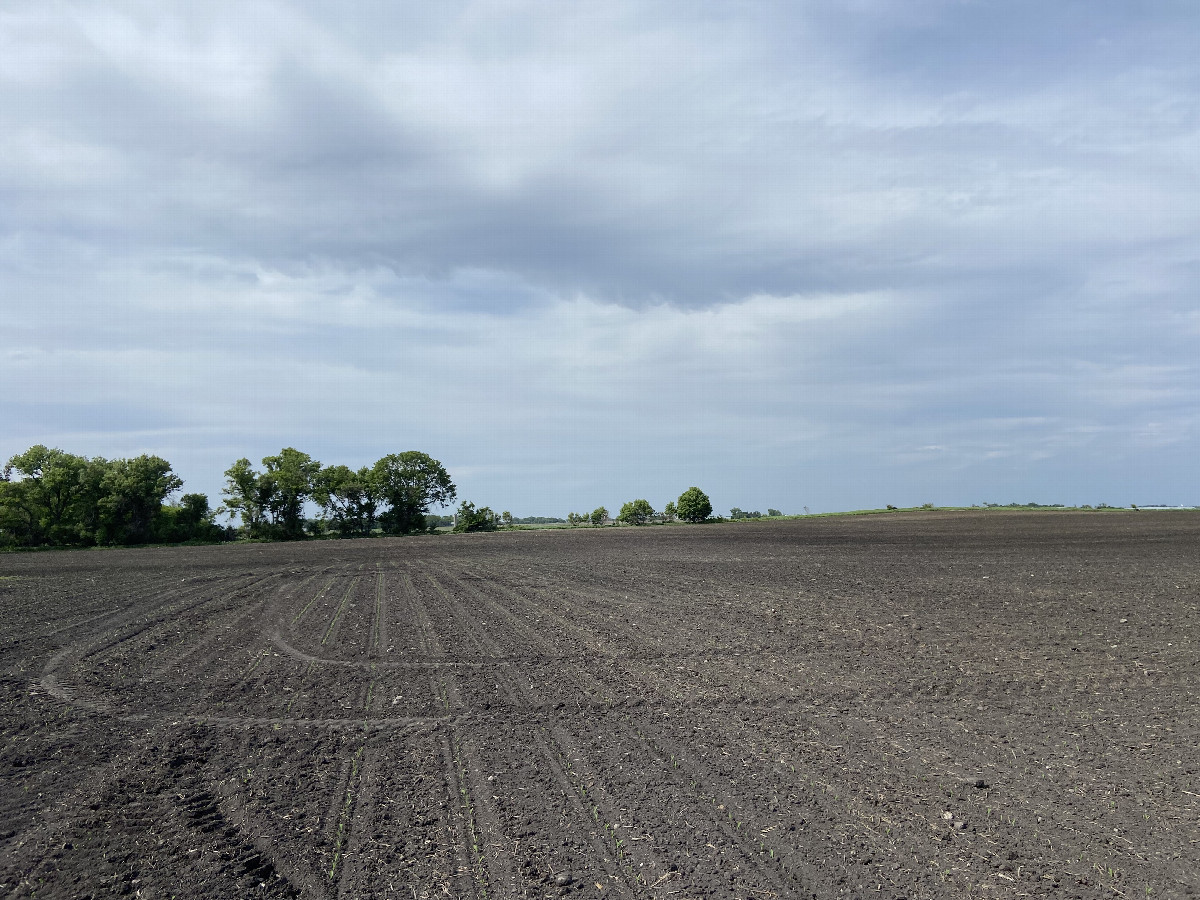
[1,511,1198,899]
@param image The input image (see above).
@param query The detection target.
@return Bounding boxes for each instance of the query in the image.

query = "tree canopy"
[676,487,712,523]
[618,499,655,525]
[312,465,379,537]
[223,449,456,539]
[453,501,498,533]
[373,452,457,535]
[0,445,212,547]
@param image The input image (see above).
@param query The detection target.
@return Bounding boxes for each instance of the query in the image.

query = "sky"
[3,1,1199,517]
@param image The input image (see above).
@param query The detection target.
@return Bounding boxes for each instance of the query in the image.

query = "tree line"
[0,445,463,548]
[0,445,223,548]
[1,445,744,550]
[564,486,715,527]
[222,449,457,540]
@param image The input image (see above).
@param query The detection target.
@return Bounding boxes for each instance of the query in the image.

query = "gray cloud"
[2,1,1198,514]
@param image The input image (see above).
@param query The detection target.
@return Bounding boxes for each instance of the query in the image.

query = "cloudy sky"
[3,1,1198,516]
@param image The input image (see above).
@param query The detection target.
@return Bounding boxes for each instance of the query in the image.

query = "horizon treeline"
[0,444,728,550]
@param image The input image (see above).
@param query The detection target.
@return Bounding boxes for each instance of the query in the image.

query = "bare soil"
[2,510,1198,899]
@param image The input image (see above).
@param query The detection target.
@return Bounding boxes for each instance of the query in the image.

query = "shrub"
[453,501,498,533]
[618,499,654,525]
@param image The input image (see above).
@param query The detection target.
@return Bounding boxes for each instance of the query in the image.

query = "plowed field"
[2,511,1198,899]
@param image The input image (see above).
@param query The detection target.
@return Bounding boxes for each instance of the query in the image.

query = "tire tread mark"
[630,717,821,897]
[443,731,485,899]
[370,570,387,657]
[292,576,338,626]
[423,574,536,709]
[398,570,445,657]
[531,727,638,898]
[320,576,361,646]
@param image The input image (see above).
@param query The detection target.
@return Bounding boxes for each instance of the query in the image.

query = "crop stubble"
[1,510,1198,898]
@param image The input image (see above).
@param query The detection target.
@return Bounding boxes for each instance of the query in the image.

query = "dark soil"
[1,510,1198,899]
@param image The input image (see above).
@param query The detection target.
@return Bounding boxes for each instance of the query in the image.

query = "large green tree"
[1,446,185,546]
[261,448,320,539]
[0,446,94,545]
[313,464,379,537]
[372,452,456,534]
[676,486,712,523]
[96,455,183,544]
[221,458,275,538]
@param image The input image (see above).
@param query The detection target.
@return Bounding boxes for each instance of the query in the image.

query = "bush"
[453,501,499,533]
[618,499,654,525]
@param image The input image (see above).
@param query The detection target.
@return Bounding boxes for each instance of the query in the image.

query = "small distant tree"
[618,499,654,525]
[767,508,782,517]
[566,511,586,526]
[453,501,498,533]
[590,506,608,526]
[676,487,712,523]
[501,510,513,528]
[662,501,676,522]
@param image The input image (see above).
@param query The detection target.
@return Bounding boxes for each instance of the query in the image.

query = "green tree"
[156,493,225,543]
[1,446,193,546]
[261,448,320,540]
[590,506,608,526]
[221,457,275,537]
[372,452,456,534]
[618,499,654,525]
[96,455,183,544]
[767,508,782,517]
[313,464,379,537]
[1,446,97,546]
[501,511,513,528]
[453,501,498,533]
[676,487,712,523]
[662,501,676,522]
[566,512,586,526]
